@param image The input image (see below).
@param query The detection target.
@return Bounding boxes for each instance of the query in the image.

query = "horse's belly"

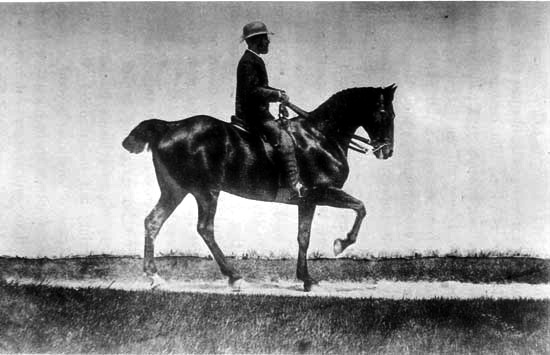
[221,152,281,200]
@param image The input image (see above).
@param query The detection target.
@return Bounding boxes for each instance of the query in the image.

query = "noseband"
[349,135,389,155]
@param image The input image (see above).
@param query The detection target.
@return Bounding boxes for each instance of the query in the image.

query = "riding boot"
[261,119,304,198]
[278,149,303,198]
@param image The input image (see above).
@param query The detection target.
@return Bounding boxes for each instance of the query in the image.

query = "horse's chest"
[299,149,348,187]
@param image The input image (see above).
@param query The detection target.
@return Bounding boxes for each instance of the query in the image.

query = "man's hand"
[279,91,290,103]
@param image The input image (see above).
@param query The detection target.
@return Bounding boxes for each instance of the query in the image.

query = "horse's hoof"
[229,278,247,292]
[303,279,319,292]
[149,273,167,289]
[364,279,378,289]
[333,239,344,256]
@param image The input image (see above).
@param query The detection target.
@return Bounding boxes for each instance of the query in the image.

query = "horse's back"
[157,116,262,152]
[153,115,280,195]
[156,115,221,151]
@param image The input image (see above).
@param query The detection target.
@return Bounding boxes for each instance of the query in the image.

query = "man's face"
[256,34,270,54]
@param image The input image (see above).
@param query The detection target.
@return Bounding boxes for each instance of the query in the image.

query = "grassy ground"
[2,256,548,353]
[0,280,548,354]
[1,255,548,284]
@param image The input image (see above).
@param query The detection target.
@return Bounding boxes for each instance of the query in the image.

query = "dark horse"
[122,85,397,291]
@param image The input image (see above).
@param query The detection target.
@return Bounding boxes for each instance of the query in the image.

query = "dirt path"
[7,277,550,300]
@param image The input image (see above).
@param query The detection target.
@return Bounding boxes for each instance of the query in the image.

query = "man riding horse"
[235,21,304,197]
[122,21,397,291]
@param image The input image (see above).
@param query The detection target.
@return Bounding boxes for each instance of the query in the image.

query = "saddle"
[230,115,287,147]
[231,103,291,137]
[230,115,278,156]
[230,115,254,134]
[230,115,292,195]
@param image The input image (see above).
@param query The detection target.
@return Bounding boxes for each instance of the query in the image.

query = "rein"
[280,102,374,155]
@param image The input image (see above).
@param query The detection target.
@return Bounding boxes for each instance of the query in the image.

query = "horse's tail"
[122,119,170,154]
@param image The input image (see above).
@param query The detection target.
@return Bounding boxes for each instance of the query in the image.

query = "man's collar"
[246,48,262,58]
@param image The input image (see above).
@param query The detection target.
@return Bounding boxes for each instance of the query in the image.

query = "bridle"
[279,101,391,156]
[348,134,390,155]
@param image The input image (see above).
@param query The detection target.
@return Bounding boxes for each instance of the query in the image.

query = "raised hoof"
[149,273,167,290]
[333,238,345,256]
[229,277,247,292]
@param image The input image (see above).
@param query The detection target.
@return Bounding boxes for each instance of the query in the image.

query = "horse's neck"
[308,87,378,145]
[304,112,358,154]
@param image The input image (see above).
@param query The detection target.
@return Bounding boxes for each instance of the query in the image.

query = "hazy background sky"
[1,2,549,258]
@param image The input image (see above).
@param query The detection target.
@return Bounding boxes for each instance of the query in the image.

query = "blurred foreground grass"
[0,280,548,354]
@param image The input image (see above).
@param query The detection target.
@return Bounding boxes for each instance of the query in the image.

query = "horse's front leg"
[308,187,366,256]
[296,200,317,291]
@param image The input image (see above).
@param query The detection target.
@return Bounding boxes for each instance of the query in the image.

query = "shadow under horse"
[122,85,397,291]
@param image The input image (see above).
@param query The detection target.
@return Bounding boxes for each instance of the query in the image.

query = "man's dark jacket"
[235,50,281,128]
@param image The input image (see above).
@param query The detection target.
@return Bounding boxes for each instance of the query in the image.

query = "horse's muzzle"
[373,143,393,160]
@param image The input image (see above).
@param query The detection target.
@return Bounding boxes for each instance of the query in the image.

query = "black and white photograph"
[1,2,549,353]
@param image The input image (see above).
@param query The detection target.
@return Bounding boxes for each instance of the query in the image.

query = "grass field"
[0,280,549,354]
[1,255,549,354]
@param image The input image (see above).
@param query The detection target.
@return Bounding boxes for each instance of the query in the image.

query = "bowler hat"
[241,21,274,41]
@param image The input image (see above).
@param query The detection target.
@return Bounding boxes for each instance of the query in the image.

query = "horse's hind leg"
[195,190,242,287]
[144,192,186,283]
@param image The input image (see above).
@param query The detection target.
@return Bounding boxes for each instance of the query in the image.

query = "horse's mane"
[310,87,381,119]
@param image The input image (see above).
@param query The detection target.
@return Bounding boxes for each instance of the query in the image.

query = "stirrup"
[291,181,305,198]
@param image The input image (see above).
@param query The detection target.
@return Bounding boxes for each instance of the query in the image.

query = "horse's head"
[362,84,397,160]
[305,85,398,159]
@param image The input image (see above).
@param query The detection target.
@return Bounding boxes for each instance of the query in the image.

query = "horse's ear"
[385,83,397,100]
